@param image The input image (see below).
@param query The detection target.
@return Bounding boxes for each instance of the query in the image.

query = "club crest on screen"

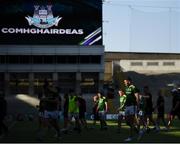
[25,5,62,29]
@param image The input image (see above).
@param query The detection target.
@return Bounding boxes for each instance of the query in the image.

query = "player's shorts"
[58,111,62,119]
[68,112,79,120]
[98,111,106,120]
[44,110,59,119]
[138,110,144,117]
[38,112,44,118]
[118,111,125,119]
[125,105,137,116]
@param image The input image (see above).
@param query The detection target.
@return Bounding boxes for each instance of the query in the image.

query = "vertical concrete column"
[29,72,34,96]
[76,72,81,94]
[99,72,104,91]
[5,72,10,97]
[53,72,58,86]
[100,52,105,91]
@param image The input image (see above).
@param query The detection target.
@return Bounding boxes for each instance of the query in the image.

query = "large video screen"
[0,0,102,45]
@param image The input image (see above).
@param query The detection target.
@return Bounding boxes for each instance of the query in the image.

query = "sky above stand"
[103,0,180,53]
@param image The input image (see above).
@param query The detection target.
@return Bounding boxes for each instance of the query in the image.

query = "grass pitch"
[0,118,180,143]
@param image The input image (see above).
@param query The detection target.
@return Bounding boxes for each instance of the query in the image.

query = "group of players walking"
[37,81,87,141]
[36,78,180,142]
[114,77,180,141]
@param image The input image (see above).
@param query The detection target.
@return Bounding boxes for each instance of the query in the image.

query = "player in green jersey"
[124,78,139,142]
[96,92,108,130]
[68,90,81,133]
[116,89,126,133]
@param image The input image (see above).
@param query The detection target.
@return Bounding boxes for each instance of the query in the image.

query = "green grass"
[0,119,180,143]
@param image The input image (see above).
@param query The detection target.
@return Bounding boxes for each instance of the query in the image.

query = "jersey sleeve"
[130,85,139,93]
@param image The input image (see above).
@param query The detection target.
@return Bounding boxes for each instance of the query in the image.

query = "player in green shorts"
[116,89,126,133]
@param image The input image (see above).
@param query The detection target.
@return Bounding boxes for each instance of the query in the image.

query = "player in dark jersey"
[124,78,139,142]
[43,79,49,97]
[56,87,62,121]
[137,94,147,141]
[36,91,47,141]
[43,86,61,139]
[37,91,46,130]
[61,93,69,133]
[167,88,180,129]
[92,94,99,128]
[78,93,88,130]
[155,90,168,132]
[143,86,157,132]
[0,93,8,136]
